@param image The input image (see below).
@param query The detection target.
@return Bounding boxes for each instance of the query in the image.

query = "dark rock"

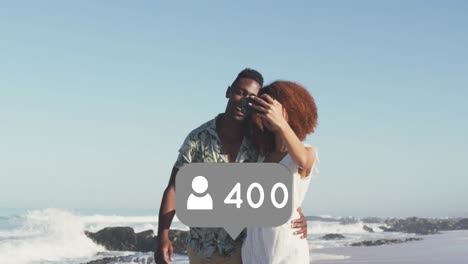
[167,229,189,255]
[379,225,389,231]
[384,217,439,235]
[136,230,158,252]
[85,256,126,264]
[350,237,422,247]
[85,227,138,251]
[85,227,188,254]
[382,217,468,235]
[363,225,374,233]
[321,233,346,240]
[85,254,154,264]
[455,218,468,229]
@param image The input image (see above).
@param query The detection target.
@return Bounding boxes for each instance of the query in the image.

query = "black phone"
[240,97,264,115]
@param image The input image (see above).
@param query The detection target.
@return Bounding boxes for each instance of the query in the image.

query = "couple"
[156,69,319,264]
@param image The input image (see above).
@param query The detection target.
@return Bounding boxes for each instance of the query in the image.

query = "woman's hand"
[249,94,288,132]
[291,207,308,239]
[251,94,316,177]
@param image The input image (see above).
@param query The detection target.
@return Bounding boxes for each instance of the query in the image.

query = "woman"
[242,81,319,264]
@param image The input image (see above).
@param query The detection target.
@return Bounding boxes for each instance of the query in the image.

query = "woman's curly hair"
[248,80,318,155]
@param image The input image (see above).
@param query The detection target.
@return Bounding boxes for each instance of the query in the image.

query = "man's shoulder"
[185,117,217,140]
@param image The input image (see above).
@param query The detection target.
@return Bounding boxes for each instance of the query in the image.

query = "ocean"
[1,208,467,264]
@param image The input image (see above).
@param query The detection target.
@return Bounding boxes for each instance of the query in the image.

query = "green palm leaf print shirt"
[173,114,258,258]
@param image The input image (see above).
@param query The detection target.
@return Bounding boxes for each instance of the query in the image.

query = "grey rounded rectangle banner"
[176,163,293,239]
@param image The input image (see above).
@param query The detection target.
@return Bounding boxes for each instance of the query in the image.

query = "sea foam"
[0,208,189,264]
[0,208,104,264]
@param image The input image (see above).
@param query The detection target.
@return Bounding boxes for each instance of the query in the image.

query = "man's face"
[225,78,261,122]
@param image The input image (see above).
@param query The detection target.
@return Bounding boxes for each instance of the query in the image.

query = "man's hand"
[155,238,174,264]
[156,167,178,264]
[291,207,308,239]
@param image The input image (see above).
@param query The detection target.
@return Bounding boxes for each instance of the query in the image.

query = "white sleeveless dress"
[241,145,319,264]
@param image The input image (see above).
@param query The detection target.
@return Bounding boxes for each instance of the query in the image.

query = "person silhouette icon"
[187,176,213,210]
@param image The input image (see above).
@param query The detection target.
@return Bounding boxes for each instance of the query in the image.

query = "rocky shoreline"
[85,228,188,255]
[380,217,468,235]
[349,237,423,247]
[306,216,468,235]
[85,254,154,264]
[83,217,468,264]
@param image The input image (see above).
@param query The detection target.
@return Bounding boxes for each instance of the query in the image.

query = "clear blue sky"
[1,1,467,217]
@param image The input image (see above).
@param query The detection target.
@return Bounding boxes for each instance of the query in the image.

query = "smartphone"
[240,97,264,115]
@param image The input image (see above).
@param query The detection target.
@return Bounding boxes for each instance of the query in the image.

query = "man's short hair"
[233,68,264,87]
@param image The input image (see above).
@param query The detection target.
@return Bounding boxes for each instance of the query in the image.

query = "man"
[155,69,308,264]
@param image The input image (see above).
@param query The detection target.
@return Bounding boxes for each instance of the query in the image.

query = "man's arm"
[155,166,178,264]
